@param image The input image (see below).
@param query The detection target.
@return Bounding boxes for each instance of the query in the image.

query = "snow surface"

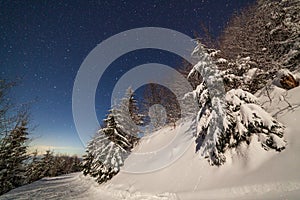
[2,86,300,199]
[0,173,176,200]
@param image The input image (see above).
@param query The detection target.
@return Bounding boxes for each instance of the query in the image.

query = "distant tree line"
[25,150,82,184]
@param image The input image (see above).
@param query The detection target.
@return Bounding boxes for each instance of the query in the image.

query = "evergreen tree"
[114,87,143,146]
[39,150,56,177]
[186,43,228,165]
[25,150,43,184]
[82,140,95,176]
[187,42,286,166]
[70,155,82,172]
[104,110,133,150]
[82,89,143,184]
[0,120,30,194]
[84,120,129,183]
[53,155,66,175]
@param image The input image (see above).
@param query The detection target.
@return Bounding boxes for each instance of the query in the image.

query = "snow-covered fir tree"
[186,43,228,165]
[25,150,43,184]
[114,87,143,146]
[82,88,143,183]
[226,89,286,151]
[39,150,56,177]
[187,42,286,166]
[82,112,130,184]
[0,121,29,194]
[82,139,95,176]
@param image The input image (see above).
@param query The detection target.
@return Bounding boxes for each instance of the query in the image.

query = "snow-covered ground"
[0,172,176,200]
[1,85,300,199]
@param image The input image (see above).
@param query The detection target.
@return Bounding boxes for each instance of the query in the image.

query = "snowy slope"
[108,85,300,199]
[2,86,300,200]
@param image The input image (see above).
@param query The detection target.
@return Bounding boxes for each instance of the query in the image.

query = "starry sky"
[0,0,255,156]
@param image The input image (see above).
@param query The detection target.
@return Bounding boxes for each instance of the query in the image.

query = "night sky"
[0,0,255,156]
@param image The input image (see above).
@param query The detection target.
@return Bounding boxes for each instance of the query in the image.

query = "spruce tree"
[114,87,143,146]
[187,42,286,166]
[0,121,29,194]
[83,114,129,183]
[82,88,143,183]
[39,150,56,177]
[82,141,95,176]
[70,156,82,172]
[25,150,43,184]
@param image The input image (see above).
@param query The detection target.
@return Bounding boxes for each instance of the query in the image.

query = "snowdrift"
[107,85,300,199]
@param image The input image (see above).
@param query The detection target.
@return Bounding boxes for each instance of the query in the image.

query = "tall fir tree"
[0,121,30,194]
[187,42,286,166]
[39,150,56,177]
[25,150,43,184]
[114,87,144,146]
[82,88,143,183]
[83,112,129,184]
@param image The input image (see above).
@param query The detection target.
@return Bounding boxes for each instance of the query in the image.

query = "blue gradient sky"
[0,0,255,156]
